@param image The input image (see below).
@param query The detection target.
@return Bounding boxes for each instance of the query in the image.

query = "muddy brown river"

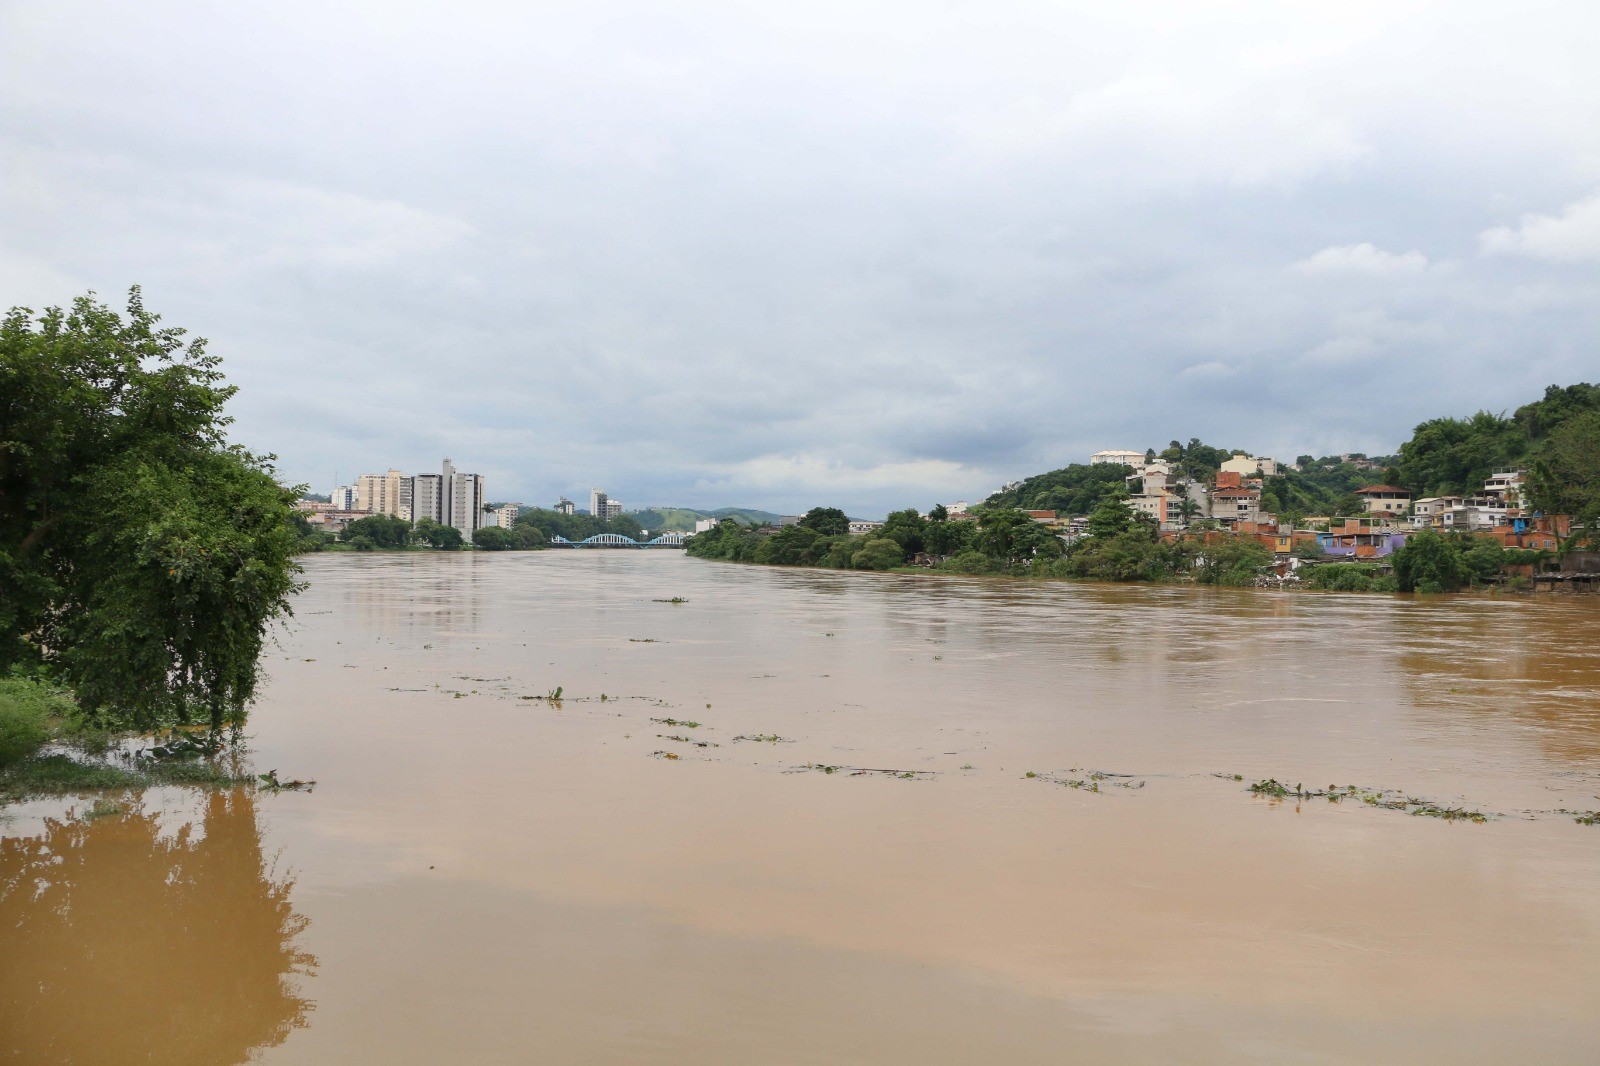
[5,552,1600,1063]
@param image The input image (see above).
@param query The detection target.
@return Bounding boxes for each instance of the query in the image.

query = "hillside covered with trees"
[984,382,1599,524]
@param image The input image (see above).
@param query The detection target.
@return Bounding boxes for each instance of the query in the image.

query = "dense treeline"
[688,501,1280,586]
[689,498,1547,594]
[514,507,644,543]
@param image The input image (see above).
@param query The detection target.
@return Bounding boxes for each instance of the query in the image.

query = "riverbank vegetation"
[689,498,1547,594]
[2,290,305,802]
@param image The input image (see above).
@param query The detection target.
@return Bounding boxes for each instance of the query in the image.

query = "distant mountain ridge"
[628,506,785,531]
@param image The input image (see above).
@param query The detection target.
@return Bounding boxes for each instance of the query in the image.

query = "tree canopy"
[1,290,302,730]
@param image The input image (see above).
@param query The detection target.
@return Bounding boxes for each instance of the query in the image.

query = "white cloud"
[1479,192,1600,262]
[1291,243,1428,275]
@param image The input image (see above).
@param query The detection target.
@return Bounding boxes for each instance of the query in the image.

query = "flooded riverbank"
[5,551,1599,1063]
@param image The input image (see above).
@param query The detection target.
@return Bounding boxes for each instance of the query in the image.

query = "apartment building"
[410,459,486,537]
[1091,449,1146,466]
[356,469,413,520]
[1355,485,1411,515]
[1220,453,1279,478]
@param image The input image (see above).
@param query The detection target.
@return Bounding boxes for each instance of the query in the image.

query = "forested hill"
[986,382,1600,522]
[629,506,784,531]
[1395,383,1600,499]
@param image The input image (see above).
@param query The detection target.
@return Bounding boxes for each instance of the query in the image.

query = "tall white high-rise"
[412,474,443,524]
[408,459,485,536]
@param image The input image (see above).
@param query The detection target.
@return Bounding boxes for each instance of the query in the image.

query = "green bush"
[0,677,73,766]
[940,551,993,575]
[851,538,904,571]
[1303,563,1398,593]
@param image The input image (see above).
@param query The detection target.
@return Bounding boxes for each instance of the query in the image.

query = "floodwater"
[4,552,1600,1063]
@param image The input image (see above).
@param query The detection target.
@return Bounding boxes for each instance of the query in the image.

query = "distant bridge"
[549,532,689,549]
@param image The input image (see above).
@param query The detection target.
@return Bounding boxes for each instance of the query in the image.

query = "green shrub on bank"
[851,538,904,571]
[0,676,75,766]
[1303,563,1398,592]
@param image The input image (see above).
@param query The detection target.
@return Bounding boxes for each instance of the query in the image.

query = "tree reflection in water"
[0,788,316,1063]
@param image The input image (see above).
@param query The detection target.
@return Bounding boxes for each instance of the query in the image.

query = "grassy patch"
[0,752,252,803]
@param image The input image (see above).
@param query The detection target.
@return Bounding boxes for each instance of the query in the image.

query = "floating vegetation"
[1410,804,1488,823]
[258,769,315,792]
[628,638,659,643]
[521,687,564,703]
[1567,810,1600,826]
[1241,777,1492,822]
[1026,768,1146,793]
[651,750,680,761]
[652,597,689,604]
[134,731,226,763]
[791,763,932,779]
[732,734,790,744]
[658,734,718,748]
[651,717,701,728]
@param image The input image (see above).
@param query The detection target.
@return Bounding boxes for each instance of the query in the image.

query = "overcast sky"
[4,1,1597,516]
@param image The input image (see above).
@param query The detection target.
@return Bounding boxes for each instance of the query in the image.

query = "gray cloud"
[4,1,1598,515]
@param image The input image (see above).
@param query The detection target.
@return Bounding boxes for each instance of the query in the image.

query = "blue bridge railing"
[549,532,689,548]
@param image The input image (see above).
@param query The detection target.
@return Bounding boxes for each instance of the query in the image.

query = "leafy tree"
[472,526,514,550]
[939,550,993,575]
[1086,493,1139,540]
[1526,410,1600,524]
[752,524,824,566]
[879,508,926,555]
[800,507,850,536]
[923,515,971,556]
[1191,536,1273,586]
[1396,410,1523,497]
[1393,529,1466,593]
[851,537,904,571]
[411,518,463,550]
[342,514,411,548]
[972,509,1062,565]
[508,525,544,549]
[927,504,949,522]
[0,291,302,730]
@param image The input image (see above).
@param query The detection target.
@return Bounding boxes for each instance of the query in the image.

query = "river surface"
[4,551,1600,1063]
